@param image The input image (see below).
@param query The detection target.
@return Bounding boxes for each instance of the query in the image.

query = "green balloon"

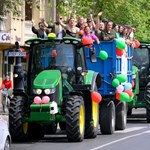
[112,78,120,87]
[99,50,108,60]
[120,92,130,102]
[116,74,127,83]
[116,38,126,50]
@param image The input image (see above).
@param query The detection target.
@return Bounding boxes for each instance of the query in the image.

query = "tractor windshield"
[31,41,75,73]
[133,47,149,70]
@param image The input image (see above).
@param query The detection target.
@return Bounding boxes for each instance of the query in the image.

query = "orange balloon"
[116,48,124,56]
[116,92,121,100]
[91,91,102,103]
[79,30,84,35]
[124,90,133,97]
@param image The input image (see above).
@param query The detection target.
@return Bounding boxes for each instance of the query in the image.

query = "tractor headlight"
[34,89,42,95]
[44,88,56,95]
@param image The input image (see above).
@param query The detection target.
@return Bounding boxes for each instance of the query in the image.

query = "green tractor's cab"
[9,36,102,142]
[128,41,150,122]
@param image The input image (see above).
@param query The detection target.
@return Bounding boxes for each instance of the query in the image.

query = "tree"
[56,0,150,41]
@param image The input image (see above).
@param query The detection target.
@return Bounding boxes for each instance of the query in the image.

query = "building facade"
[0,0,54,86]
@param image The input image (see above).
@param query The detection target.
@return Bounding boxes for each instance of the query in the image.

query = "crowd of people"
[31,11,136,46]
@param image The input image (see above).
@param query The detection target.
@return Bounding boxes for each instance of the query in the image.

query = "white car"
[0,116,11,150]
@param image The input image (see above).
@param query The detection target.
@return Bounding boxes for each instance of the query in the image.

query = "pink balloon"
[34,96,42,104]
[42,96,50,104]
[116,85,124,93]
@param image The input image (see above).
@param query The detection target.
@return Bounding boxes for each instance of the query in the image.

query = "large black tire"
[127,108,132,116]
[9,96,29,142]
[45,123,57,134]
[59,122,66,130]
[99,100,115,134]
[84,101,99,139]
[84,84,99,139]
[115,101,127,130]
[145,82,150,123]
[66,95,85,142]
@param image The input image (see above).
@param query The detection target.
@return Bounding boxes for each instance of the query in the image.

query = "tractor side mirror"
[89,47,97,62]
[7,50,14,65]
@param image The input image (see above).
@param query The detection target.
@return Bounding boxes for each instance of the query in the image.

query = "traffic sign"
[7,52,26,57]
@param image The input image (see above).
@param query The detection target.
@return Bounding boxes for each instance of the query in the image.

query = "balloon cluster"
[116,38,126,56]
[112,74,133,102]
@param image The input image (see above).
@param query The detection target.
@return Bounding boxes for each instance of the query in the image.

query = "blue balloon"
[124,83,132,90]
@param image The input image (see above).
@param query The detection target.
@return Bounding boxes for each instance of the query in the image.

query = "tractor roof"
[25,36,82,46]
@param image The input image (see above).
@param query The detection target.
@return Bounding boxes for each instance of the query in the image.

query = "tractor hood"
[33,70,61,89]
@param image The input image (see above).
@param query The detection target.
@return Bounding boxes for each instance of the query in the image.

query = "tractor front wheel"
[9,96,28,142]
[66,95,85,142]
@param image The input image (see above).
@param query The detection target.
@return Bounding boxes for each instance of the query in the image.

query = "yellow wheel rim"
[92,101,98,127]
[23,122,28,134]
[79,105,85,134]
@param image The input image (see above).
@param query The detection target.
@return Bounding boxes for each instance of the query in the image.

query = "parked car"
[0,116,11,150]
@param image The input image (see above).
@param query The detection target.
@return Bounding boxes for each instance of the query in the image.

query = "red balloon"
[116,92,121,100]
[91,91,102,103]
[116,48,124,56]
[132,80,135,88]
[134,40,140,48]
[124,90,133,97]
[82,37,93,48]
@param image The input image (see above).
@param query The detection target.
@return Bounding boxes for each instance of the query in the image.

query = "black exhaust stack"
[13,42,25,93]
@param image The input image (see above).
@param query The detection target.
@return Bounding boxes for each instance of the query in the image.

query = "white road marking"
[116,127,147,133]
[90,130,150,150]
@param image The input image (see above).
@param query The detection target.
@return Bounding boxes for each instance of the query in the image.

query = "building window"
[25,0,32,20]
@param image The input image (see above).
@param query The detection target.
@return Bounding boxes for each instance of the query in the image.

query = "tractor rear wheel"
[9,96,28,142]
[115,101,127,130]
[99,100,115,134]
[66,95,85,142]
[84,101,99,139]
[84,84,99,139]
[145,82,150,123]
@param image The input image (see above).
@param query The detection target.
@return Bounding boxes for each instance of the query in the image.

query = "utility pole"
[52,0,56,23]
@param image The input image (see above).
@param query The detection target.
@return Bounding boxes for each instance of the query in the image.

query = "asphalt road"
[11,108,150,150]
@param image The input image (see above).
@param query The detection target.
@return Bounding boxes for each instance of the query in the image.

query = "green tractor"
[128,41,150,122]
[8,36,102,142]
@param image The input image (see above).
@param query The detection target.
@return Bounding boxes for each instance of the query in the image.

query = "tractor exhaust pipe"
[13,42,25,93]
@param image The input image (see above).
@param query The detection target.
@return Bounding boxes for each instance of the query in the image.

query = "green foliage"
[0,0,24,18]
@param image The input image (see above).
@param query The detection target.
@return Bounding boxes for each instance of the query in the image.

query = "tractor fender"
[84,70,102,91]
